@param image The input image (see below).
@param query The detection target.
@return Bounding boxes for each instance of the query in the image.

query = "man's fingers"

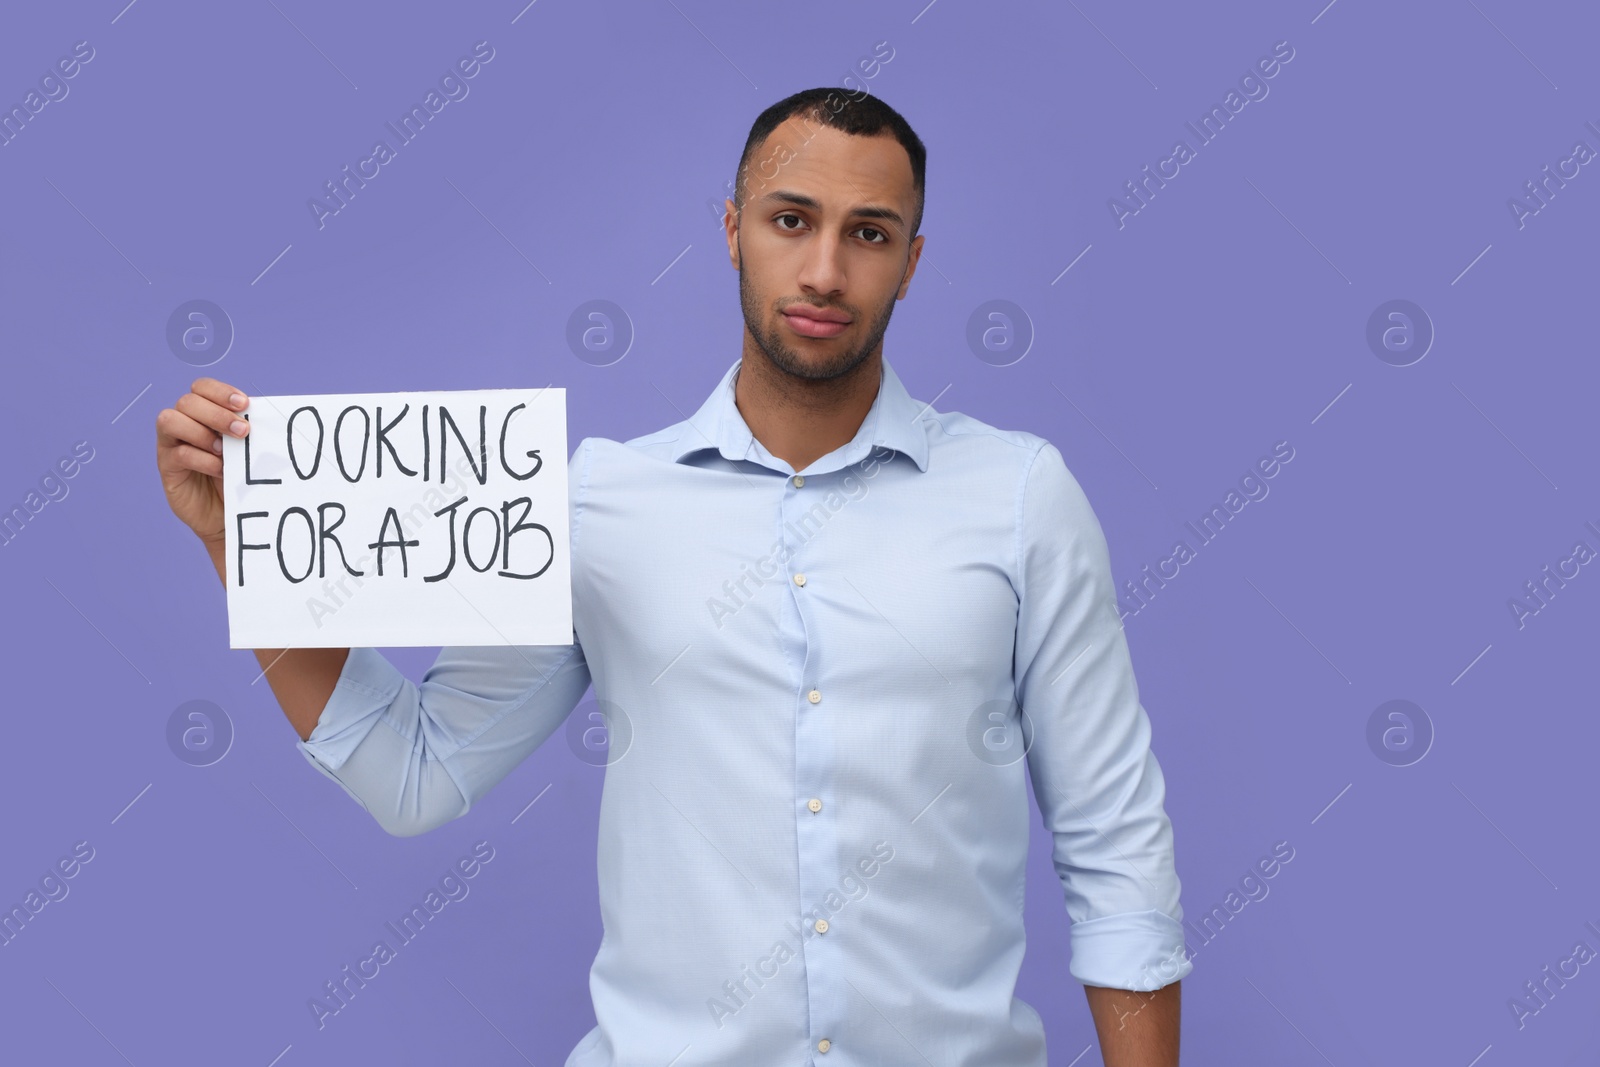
[161,441,224,479]
[156,407,224,455]
[190,377,249,413]
[182,378,251,437]
[176,390,250,438]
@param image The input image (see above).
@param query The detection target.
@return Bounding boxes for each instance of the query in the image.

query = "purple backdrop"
[1,0,1595,1063]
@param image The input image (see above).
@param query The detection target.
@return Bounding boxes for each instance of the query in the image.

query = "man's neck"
[733,347,883,474]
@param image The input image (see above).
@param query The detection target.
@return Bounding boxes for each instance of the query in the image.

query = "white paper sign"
[222,388,570,649]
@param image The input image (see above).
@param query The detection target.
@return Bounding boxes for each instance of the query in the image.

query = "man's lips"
[782,305,852,338]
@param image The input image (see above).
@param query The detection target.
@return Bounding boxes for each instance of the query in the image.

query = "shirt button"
[807,797,822,813]
[807,689,822,704]
[817,1038,831,1053]
[793,572,806,587]
[792,475,805,487]
[814,918,829,933]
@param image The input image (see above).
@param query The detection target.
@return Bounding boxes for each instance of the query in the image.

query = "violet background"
[1,0,1595,1063]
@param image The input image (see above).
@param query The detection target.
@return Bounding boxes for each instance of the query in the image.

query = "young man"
[156,88,1188,1066]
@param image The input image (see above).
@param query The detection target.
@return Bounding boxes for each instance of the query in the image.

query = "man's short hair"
[733,87,927,239]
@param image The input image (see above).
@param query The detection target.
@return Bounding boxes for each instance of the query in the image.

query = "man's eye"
[775,214,805,230]
[855,227,887,244]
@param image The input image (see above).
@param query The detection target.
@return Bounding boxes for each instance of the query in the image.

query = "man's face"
[724,115,925,382]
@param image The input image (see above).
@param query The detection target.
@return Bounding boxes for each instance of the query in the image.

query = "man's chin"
[767,344,866,382]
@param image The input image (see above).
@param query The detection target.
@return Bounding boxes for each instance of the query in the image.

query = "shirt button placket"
[786,468,837,1056]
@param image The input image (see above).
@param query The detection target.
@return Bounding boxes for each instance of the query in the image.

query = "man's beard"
[738,245,899,383]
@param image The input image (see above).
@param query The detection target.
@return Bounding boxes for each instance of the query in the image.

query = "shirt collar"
[671,355,931,475]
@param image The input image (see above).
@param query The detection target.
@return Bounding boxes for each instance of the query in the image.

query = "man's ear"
[724,198,741,270]
[896,233,925,300]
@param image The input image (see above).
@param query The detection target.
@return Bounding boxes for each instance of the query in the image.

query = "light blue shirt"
[297,355,1192,1066]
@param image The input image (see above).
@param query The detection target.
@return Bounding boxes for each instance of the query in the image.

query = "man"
[155,87,1189,1066]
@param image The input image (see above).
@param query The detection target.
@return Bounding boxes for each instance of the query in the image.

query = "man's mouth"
[781,305,852,339]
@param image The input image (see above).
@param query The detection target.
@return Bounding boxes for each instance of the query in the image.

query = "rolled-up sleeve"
[298,646,407,777]
[296,640,591,837]
[1015,441,1192,991]
[295,437,598,838]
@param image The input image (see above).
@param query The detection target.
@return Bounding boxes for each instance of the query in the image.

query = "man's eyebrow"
[759,190,905,228]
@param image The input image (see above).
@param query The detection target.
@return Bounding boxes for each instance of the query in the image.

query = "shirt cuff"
[1068,909,1194,991]
[295,646,406,775]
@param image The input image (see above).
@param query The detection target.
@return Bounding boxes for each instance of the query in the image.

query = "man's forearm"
[204,536,348,743]
[1084,980,1180,1067]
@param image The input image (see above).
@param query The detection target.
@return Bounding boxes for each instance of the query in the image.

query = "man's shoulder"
[567,425,693,471]
[919,408,1099,524]
[618,422,694,460]
[920,404,1052,463]
[561,425,679,463]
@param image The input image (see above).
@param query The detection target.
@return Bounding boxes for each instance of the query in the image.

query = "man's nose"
[795,231,847,296]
